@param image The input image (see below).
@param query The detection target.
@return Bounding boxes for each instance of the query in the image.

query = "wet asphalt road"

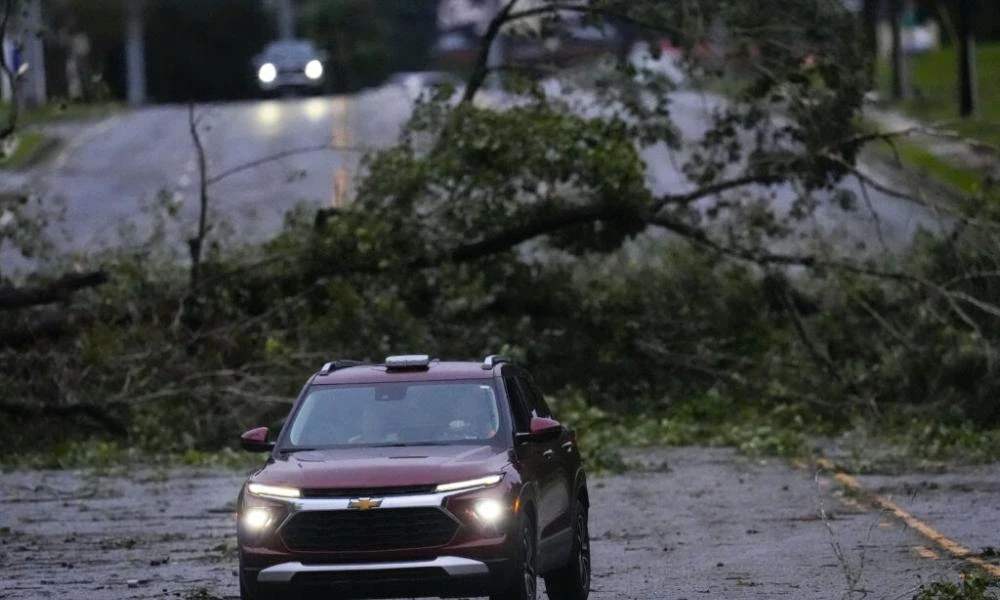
[2,89,406,261]
[1,80,950,273]
[1,447,996,600]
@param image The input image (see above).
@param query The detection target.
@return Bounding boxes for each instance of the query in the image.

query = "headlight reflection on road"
[303,98,329,122]
[256,101,282,129]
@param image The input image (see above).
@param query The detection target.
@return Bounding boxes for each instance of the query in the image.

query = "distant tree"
[144,0,273,102]
[300,0,393,92]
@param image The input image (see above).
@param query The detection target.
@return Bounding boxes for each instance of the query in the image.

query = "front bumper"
[243,555,513,599]
[257,556,487,582]
[259,73,324,90]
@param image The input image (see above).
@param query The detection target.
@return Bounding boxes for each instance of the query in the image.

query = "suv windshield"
[263,41,315,62]
[282,380,503,449]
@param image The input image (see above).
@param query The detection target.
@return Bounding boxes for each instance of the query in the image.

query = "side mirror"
[240,427,275,453]
[516,416,563,443]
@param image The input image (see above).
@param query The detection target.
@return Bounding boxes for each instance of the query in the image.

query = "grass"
[893,139,984,195]
[877,42,1000,150]
[912,569,999,600]
[0,99,125,128]
[859,114,986,197]
[0,130,57,169]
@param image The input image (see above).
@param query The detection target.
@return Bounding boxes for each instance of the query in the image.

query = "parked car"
[252,39,328,94]
[236,354,591,600]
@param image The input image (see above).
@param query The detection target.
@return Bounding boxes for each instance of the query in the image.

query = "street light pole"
[20,0,46,109]
[486,0,505,91]
[275,0,295,40]
[125,0,147,107]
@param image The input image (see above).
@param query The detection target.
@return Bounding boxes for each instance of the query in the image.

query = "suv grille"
[300,485,435,498]
[280,508,458,552]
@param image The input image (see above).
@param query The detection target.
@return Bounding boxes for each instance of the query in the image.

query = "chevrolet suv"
[236,354,591,600]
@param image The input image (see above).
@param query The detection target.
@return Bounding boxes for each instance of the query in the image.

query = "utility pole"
[125,0,146,107]
[486,0,504,92]
[0,38,12,103]
[19,0,46,109]
[956,0,977,117]
[888,0,907,101]
[861,0,879,88]
[275,0,295,40]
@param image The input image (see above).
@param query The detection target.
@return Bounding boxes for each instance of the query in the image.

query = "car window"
[264,41,315,61]
[503,376,532,433]
[286,381,501,448]
[516,375,552,418]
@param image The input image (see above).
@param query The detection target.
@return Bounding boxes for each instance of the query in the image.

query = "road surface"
[1,447,996,599]
[1,79,950,273]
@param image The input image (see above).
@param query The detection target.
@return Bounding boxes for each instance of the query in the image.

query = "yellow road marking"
[815,458,1000,577]
[330,96,351,207]
[916,546,941,560]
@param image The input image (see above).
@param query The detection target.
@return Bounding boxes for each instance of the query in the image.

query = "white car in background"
[253,39,329,95]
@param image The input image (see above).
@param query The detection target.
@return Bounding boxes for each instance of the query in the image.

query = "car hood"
[250,444,512,491]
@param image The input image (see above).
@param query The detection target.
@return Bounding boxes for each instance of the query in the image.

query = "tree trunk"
[888,0,906,101]
[956,0,977,117]
[861,0,879,88]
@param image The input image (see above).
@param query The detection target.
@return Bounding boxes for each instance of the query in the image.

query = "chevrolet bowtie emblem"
[348,497,383,510]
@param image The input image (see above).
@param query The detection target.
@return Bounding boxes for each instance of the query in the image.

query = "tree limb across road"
[0,271,109,311]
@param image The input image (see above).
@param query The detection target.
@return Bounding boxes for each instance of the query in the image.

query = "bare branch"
[461,0,522,104]
[206,143,370,186]
[449,203,635,262]
[653,174,778,211]
[188,102,209,287]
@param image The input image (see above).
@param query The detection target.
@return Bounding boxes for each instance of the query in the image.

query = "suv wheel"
[491,515,538,600]
[543,502,590,600]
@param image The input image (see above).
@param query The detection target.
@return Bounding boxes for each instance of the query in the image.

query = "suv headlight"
[243,507,273,530]
[473,499,504,523]
[248,483,300,498]
[435,474,503,493]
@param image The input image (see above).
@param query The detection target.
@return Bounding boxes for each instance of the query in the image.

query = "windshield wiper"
[278,447,319,454]
[368,441,447,448]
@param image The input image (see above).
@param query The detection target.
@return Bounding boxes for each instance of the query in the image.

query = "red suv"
[236,354,591,600]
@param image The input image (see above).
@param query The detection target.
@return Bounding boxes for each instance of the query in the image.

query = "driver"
[445,386,497,439]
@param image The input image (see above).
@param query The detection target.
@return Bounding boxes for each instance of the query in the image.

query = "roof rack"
[481,354,510,370]
[318,360,364,376]
[385,354,432,370]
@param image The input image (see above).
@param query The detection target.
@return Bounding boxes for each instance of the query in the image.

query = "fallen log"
[0,271,109,311]
[0,400,128,437]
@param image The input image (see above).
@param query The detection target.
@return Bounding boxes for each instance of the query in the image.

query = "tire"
[543,502,591,600]
[491,515,538,600]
